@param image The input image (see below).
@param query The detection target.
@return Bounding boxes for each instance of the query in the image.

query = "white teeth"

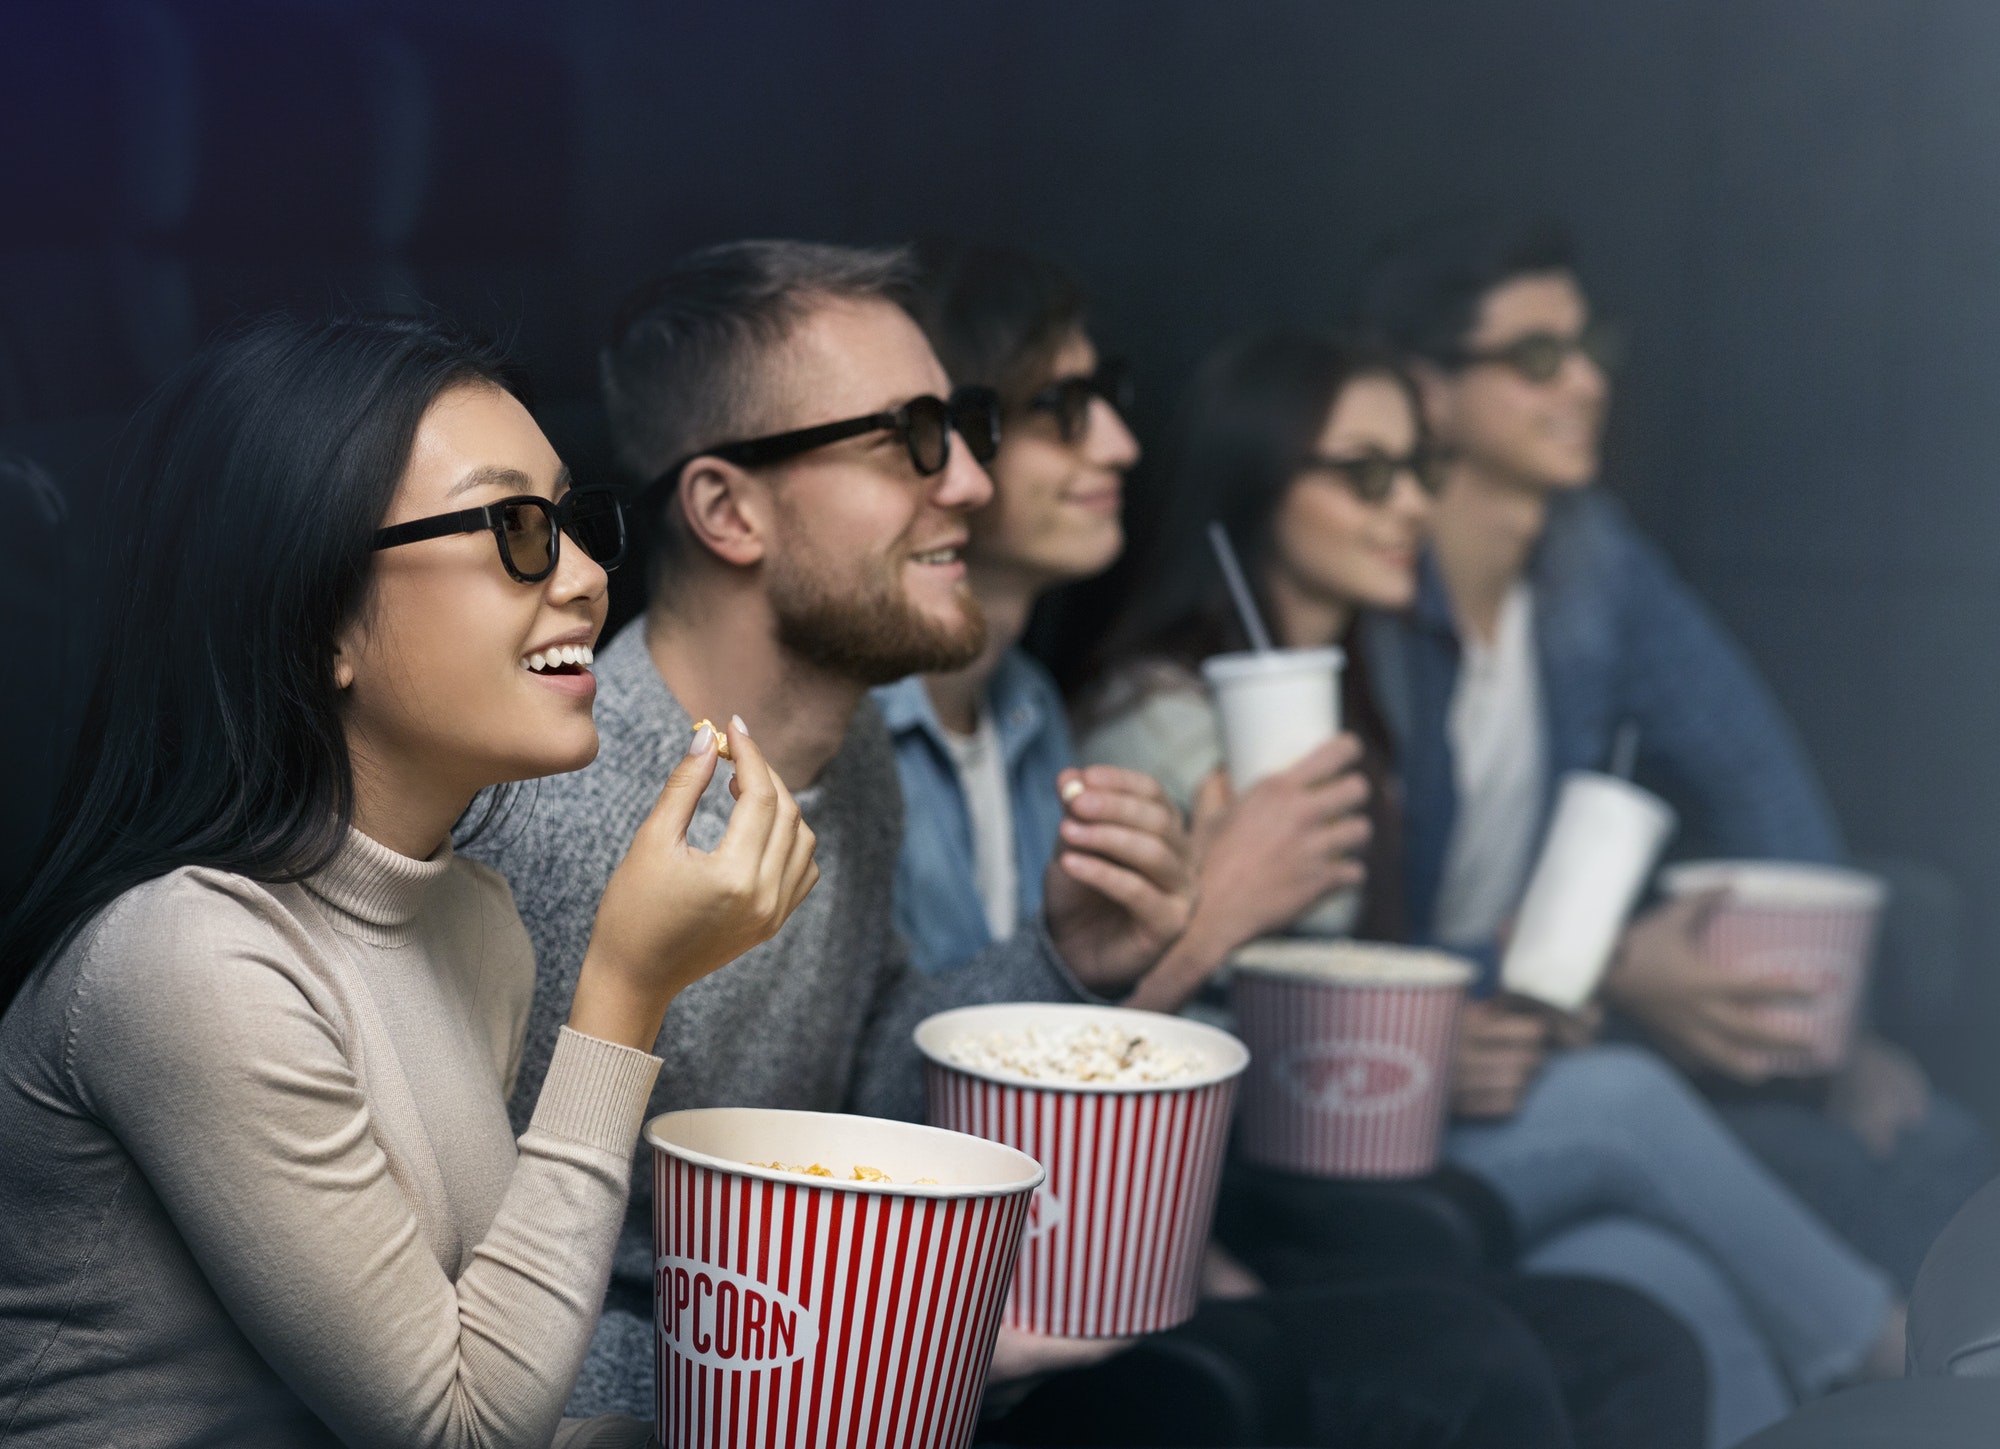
[524,644,595,673]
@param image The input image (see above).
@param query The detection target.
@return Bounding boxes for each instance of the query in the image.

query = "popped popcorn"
[753,1162,936,1185]
[944,1021,1210,1086]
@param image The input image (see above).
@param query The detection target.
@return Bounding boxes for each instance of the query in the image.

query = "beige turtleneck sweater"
[0,829,662,1448]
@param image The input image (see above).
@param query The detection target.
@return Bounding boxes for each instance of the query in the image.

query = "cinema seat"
[1735,1378,2000,1447]
[1908,1172,2000,1378]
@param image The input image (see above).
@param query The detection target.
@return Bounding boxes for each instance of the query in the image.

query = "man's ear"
[1408,358,1456,439]
[677,458,770,568]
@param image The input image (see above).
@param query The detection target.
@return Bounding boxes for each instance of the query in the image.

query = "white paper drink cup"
[1501,772,1678,1012]
[648,1108,1043,1449]
[1228,940,1472,1178]
[1199,647,1359,935]
[916,1003,1248,1337]
[1659,861,1887,1075]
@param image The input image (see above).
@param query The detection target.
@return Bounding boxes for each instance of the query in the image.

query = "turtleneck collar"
[305,827,454,947]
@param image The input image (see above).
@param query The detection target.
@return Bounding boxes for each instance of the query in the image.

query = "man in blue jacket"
[1354,209,1988,1288]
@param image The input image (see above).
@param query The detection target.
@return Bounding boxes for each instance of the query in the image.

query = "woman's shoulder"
[70,865,300,967]
[48,867,332,1081]
[1077,659,1220,815]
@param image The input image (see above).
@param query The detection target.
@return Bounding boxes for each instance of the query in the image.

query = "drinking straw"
[1609,720,1640,780]
[1207,521,1275,653]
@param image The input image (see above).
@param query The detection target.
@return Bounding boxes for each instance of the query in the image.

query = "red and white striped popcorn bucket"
[1228,940,1473,1178]
[915,1003,1248,1338]
[647,1107,1043,1449]
[1660,861,1887,1076]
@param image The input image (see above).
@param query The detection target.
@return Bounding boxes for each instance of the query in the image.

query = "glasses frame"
[1299,447,1444,503]
[653,385,1002,494]
[371,486,628,584]
[1441,320,1624,384]
[1023,358,1135,444]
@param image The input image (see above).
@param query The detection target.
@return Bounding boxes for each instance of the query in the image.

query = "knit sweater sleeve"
[68,875,661,1449]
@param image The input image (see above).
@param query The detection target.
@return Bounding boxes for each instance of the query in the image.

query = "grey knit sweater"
[467,618,1089,1414]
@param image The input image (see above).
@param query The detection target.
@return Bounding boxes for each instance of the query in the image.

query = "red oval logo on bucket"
[1275,1041,1432,1114]
[655,1256,818,1371]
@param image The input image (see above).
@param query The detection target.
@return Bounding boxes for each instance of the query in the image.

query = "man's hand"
[1603,892,1817,1082]
[1828,1033,1931,1159]
[1042,765,1197,994]
[1200,1241,1264,1300]
[1453,998,1552,1119]
[986,1326,1135,1385]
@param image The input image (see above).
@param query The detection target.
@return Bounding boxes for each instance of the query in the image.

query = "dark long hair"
[0,313,521,1011]
[1096,331,1418,685]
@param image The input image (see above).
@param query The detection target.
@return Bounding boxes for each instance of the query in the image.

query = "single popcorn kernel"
[850,1165,889,1182]
[692,719,734,761]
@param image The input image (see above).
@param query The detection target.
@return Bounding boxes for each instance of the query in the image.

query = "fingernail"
[689,723,715,756]
[731,713,751,737]
[1060,778,1086,802]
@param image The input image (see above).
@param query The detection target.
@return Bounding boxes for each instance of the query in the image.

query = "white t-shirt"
[1432,582,1547,948]
[941,710,1019,941]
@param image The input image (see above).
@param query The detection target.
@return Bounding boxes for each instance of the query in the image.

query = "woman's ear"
[331,642,357,691]
[677,458,769,568]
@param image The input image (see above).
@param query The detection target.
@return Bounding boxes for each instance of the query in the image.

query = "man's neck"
[1430,459,1554,646]
[924,561,1038,737]
[645,585,862,791]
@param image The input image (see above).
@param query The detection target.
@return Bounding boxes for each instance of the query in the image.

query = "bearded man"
[471,241,1204,1415]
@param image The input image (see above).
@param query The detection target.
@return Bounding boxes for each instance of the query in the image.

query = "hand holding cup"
[1451,997,1554,1119]
[1188,733,1371,943]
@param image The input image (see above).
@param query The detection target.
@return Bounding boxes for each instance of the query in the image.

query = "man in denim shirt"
[877,650,1074,973]
[1355,209,1989,1288]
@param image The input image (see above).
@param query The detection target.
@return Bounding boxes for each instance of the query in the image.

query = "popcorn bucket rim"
[1658,859,1887,912]
[913,1001,1249,1095]
[1227,937,1476,990]
[645,1106,1045,1200]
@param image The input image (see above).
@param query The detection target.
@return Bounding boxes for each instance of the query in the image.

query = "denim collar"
[874,649,1050,769]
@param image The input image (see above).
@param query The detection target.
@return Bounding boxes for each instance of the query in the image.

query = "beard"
[768,544,987,686]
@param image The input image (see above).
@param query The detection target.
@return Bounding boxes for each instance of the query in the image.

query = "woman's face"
[337,382,609,803]
[1270,373,1432,612]
[968,329,1140,590]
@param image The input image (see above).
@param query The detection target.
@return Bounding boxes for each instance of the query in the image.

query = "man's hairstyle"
[1351,209,1578,363]
[600,239,914,584]
[602,239,916,482]
[900,237,1086,410]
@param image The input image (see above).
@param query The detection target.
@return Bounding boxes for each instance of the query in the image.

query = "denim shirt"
[873,649,1077,975]
[1363,489,1844,979]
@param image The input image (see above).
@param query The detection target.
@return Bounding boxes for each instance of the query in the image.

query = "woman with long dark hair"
[0,314,817,1447]
[1084,331,1906,1447]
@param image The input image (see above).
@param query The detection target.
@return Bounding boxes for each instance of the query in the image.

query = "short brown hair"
[600,239,914,588]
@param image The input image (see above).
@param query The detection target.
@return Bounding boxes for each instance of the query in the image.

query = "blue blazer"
[1363,490,1844,979]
